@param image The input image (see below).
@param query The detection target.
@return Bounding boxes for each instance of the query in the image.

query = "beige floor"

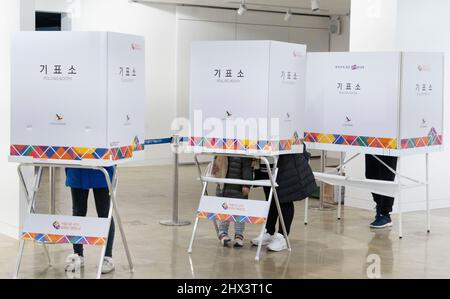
[1,165,450,279]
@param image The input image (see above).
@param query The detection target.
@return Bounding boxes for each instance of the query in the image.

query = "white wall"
[350,0,398,51]
[0,0,35,239]
[346,0,450,212]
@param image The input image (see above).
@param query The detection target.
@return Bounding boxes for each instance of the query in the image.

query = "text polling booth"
[305,52,444,237]
[187,40,307,260]
[9,32,145,278]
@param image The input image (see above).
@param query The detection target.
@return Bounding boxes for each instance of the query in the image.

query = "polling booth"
[187,40,307,261]
[9,32,145,278]
[304,52,444,237]
[188,40,306,156]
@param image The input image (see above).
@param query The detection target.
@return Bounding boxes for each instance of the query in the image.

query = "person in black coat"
[252,151,316,251]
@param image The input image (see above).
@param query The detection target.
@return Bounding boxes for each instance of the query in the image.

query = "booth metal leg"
[254,159,278,261]
[188,157,213,253]
[320,151,325,210]
[188,218,200,254]
[261,157,292,253]
[95,169,115,279]
[337,152,344,220]
[49,166,56,215]
[304,197,309,225]
[14,165,45,278]
[13,240,26,279]
[426,153,430,233]
[42,243,52,266]
[111,197,134,273]
[96,244,108,279]
[101,167,134,276]
[94,167,134,278]
[255,223,267,262]
[397,158,403,239]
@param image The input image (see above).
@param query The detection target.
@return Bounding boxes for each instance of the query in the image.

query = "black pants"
[71,188,115,258]
[256,168,295,236]
[365,155,398,215]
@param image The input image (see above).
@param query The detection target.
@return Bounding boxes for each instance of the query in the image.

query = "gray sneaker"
[101,257,115,274]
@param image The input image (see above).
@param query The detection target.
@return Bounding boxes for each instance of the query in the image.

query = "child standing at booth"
[212,156,253,247]
[64,167,116,274]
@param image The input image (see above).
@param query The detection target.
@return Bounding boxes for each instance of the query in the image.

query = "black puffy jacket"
[221,157,253,199]
[255,151,316,203]
[276,153,316,203]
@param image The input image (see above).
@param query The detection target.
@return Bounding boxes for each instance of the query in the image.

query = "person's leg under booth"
[71,188,89,257]
[377,155,397,215]
[365,155,398,215]
[266,199,294,236]
[92,188,115,258]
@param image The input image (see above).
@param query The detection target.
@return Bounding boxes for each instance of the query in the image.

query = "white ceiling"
[138,0,351,15]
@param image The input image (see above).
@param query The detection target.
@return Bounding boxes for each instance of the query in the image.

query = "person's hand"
[242,186,250,196]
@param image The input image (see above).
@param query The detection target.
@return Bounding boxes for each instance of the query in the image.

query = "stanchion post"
[160,135,191,227]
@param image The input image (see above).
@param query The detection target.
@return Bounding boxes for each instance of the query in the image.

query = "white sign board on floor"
[9,32,146,166]
[22,214,110,246]
[197,196,269,224]
[189,40,307,156]
[305,52,444,156]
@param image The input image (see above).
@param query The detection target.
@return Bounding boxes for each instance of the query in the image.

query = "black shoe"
[370,214,393,229]
[370,212,382,227]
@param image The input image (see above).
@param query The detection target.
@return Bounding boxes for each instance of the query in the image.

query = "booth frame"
[13,162,134,279]
[188,152,292,261]
[305,152,431,239]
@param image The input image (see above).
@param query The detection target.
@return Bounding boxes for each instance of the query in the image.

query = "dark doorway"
[36,12,62,31]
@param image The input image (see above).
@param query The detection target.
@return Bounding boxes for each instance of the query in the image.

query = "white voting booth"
[189,40,306,156]
[10,32,145,166]
[9,32,146,278]
[187,40,307,260]
[304,52,444,237]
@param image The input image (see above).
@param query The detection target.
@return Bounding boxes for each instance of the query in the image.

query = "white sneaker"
[267,233,288,252]
[64,254,85,272]
[251,232,273,246]
[101,257,115,274]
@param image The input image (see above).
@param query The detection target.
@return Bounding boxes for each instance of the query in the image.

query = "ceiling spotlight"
[284,9,292,22]
[237,0,247,16]
[311,0,320,12]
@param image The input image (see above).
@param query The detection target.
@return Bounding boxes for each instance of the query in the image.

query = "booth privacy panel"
[10,32,145,166]
[189,40,307,156]
[399,53,444,149]
[305,51,444,156]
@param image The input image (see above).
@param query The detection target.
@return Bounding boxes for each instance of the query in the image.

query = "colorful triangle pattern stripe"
[188,134,302,152]
[197,211,266,225]
[304,132,398,149]
[10,143,144,161]
[401,127,443,149]
[21,232,106,246]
